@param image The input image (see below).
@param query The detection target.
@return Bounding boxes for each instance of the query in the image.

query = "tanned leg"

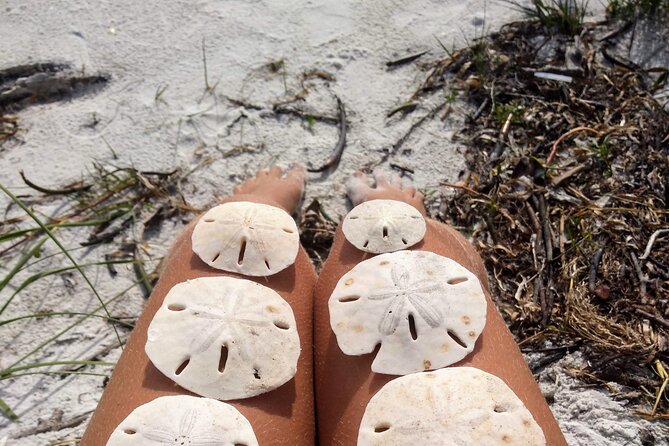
[82,165,316,446]
[314,170,567,446]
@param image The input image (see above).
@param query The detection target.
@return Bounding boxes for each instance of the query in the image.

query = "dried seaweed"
[422,19,668,414]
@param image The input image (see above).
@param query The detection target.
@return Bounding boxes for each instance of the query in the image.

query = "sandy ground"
[1,0,668,444]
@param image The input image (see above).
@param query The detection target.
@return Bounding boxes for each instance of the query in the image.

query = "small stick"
[386,50,429,68]
[634,309,669,330]
[639,229,669,260]
[202,37,210,91]
[547,126,600,165]
[389,163,415,175]
[20,170,91,195]
[307,96,347,173]
[390,101,448,156]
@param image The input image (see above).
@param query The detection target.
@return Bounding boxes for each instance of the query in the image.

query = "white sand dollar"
[146,276,300,400]
[342,199,426,253]
[191,201,299,276]
[106,395,258,446]
[329,250,486,375]
[358,367,546,446]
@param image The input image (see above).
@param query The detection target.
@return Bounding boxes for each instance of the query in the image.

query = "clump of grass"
[0,161,204,421]
[607,0,669,20]
[505,0,588,36]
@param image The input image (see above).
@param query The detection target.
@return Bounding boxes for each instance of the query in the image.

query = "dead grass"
[413,18,669,415]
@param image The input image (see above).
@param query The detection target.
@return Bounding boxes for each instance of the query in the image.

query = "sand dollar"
[191,201,299,276]
[146,276,300,400]
[106,395,258,446]
[358,367,546,446]
[329,250,486,375]
[342,199,426,253]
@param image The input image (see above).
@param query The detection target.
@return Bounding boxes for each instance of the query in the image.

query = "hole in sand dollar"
[253,368,261,380]
[408,314,418,340]
[168,303,186,311]
[218,345,228,373]
[363,240,370,248]
[282,227,294,233]
[382,225,389,239]
[338,295,360,303]
[264,258,271,270]
[204,218,215,223]
[175,358,190,375]
[494,404,507,413]
[123,428,136,435]
[374,424,391,433]
[212,252,221,263]
[447,277,469,285]
[349,216,359,219]
[273,320,290,330]
[238,238,247,265]
[401,238,408,245]
[447,330,467,349]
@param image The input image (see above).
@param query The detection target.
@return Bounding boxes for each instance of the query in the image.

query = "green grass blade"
[0,259,135,316]
[0,311,134,328]
[0,182,124,348]
[0,396,18,421]
[0,360,114,378]
[2,280,139,371]
[0,237,47,292]
[1,370,109,380]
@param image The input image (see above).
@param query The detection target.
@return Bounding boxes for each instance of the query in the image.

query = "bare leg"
[314,171,567,445]
[82,165,317,446]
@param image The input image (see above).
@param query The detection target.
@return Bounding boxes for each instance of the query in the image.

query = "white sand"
[1,0,667,444]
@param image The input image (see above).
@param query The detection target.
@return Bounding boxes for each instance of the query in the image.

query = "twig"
[386,50,429,68]
[639,229,669,260]
[12,410,94,438]
[19,171,91,195]
[202,37,210,91]
[634,309,669,330]
[547,126,600,165]
[387,101,419,118]
[307,96,347,173]
[390,101,448,157]
[389,163,414,175]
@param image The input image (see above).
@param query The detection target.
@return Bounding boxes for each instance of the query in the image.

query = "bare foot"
[346,169,426,215]
[233,164,306,214]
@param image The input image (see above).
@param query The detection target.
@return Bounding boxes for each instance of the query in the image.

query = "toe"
[285,163,307,185]
[372,169,389,188]
[404,185,417,196]
[346,171,371,206]
[389,172,402,188]
[269,165,283,177]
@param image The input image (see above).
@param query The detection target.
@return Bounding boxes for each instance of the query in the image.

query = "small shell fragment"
[342,199,426,253]
[358,367,546,446]
[106,395,258,446]
[146,276,300,400]
[191,201,299,276]
[329,250,486,375]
